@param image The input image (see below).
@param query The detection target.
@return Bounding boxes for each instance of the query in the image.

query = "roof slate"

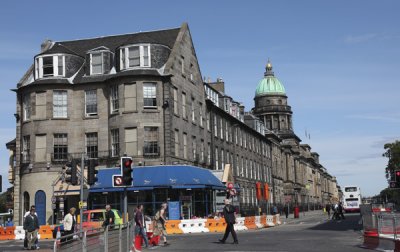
[39,28,180,57]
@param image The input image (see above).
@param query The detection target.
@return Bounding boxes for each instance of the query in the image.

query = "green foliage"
[380,188,400,205]
[382,140,400,181]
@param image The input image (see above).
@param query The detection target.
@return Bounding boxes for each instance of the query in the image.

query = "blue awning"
[90,165,226,193]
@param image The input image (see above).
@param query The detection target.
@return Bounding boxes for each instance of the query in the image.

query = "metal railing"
[362,211,400,240]
[54,220,135,252]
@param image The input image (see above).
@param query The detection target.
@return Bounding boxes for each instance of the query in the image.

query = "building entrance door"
[35,190,46,225]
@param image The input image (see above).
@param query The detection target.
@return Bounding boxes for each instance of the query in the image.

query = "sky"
[0,1,399,197]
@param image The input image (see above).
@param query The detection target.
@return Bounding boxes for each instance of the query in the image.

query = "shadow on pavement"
[308,214,362,232]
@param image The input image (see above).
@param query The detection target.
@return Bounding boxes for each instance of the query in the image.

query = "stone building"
[7,23,339,225]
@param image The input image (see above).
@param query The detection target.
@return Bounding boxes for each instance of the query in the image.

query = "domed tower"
[253,60,295,138]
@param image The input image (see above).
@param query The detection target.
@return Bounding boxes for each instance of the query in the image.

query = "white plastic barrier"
[275,214,281,225]
[266,215,275,227]
[254,216,263,228]
[179,219,209,233]
[234,217,248,231]
[14,226,25,240]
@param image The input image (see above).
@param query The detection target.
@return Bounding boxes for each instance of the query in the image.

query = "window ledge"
[122,110,138,114]
[51,117,69,120]
[110,111,119,116]
[142,109,160,113]
[84,115,99,120]
[174,113,180,118]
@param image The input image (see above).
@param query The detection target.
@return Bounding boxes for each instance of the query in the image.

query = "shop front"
[89,165,226,219]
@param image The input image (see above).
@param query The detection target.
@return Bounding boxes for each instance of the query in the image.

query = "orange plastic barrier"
[260,215,267,228]
[206,218,226,233]
[0,227,16,240]
[164,220,183,234]
[273,215,277,225]
[244,216,257,229]
[38,225,53,239]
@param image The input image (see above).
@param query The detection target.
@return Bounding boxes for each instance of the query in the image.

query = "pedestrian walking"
[153,203,169,246]
[325,203,331,219]
[332,202,339,220]
[24,205,39,250]
[219,199,238,244]
[272,205,278,215]
[283,205,289,219]
[102,205,115,228]
[135,205,149,248]
[63,207,76,241]
[338,202,345,220]
[24,207,39,250]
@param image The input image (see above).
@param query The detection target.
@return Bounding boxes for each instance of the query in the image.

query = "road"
[153,213,366,252]
[0,212,367,251]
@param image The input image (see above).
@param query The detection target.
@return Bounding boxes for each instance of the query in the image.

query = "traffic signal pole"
[80,153,84,233]
[124,188,127,223]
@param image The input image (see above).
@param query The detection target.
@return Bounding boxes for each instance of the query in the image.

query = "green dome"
[255,60,286,96]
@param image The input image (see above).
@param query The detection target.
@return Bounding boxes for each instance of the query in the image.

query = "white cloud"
[344,33,378,44]
[345,113,400,123]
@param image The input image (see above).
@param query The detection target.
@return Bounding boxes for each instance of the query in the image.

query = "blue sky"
[0,1,399,196]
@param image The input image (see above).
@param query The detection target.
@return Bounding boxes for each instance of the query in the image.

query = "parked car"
[82,209,123,229]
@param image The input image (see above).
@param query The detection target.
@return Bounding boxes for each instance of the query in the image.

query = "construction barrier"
[164,220,183,234]
[206,218,226,233]
[14,226,25,240]
[234,217,248,231]
[0,226,16,240]
[260,215,268,228]
[244,216,257,230]
[38,225,53,239]
[0,214,283,240]
[254,216,263,228]
[179,219,209,233]
[266,215,275,227]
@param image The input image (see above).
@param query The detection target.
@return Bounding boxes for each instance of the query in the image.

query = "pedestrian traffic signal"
[121,157,133,186]
[65,160,78,185]
[87,159,98,185]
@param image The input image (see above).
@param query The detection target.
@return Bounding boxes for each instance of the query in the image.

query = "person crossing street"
[218,199,238,245]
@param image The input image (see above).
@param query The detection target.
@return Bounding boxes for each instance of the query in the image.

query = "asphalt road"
[0,212,367,252]
[151,213,366,252]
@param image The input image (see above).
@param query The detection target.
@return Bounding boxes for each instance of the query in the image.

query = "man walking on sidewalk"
[219,199,238,245]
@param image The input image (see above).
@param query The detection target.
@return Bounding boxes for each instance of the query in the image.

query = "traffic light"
[121,157,133,186]
[87,159,98,185]
[395,170,400,182]
[65,159,78,185]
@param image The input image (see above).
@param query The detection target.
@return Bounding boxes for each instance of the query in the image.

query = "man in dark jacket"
[24,208,39,250]
[102,205,115,228]
[219,199,238,244]
[134,205,149,248]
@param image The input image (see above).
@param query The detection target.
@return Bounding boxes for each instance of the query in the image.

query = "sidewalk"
[280,209,326,224]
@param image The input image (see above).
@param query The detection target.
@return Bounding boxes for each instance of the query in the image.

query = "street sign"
[113,175,124,187]
[284,195,292,203]
[51,196,56,204]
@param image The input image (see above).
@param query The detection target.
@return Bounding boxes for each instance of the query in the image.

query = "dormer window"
[120,44,150,70]
[88,49,111,75]
[35,55,65,79]
[90,52,104,75]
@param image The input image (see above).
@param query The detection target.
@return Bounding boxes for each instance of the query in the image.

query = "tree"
[380,188,400,206]
[382,140,400,182]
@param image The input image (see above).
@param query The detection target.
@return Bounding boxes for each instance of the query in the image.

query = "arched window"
[23,192,30,213]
